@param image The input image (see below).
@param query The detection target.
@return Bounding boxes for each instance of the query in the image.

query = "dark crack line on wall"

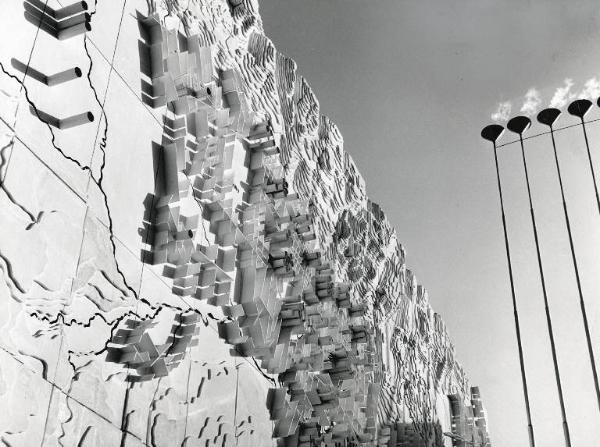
[56,394,75,447]
[0,138,38,225]
[88,283,123,307]
[76,426,92,447]
[190,185,216,246]
[0,129,14,177]
[0,251,26,296]
[31,296,216,331]
[99,268,131,297]
[251,356,276,385]
[145,377,164,446]
[182,352,193,443]
[16,349,48,379]
[83,36,109,184]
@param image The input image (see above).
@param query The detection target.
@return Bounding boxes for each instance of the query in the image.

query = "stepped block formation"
[24,0,91,40]
[133,20,384,442]
[0,1,491,446]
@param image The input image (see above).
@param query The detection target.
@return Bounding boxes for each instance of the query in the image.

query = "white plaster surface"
[0,1,491,446]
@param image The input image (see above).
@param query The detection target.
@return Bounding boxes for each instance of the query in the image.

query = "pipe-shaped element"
[11,58,82,86]
[481,123,535,447]
[30,106,94,129]
[23,0,91,40]
[24,0,88,21]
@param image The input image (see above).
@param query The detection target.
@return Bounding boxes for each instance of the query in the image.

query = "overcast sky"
[259,1,600,445]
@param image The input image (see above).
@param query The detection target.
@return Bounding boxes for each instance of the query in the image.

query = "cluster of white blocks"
[113,12,387,445]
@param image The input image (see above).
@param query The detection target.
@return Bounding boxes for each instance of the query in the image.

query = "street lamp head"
[507,116,531,135]
[567,99,592,119]
[481,124,504,143]
[537,108,561,128]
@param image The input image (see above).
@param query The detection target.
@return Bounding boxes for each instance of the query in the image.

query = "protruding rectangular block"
[25,0,89,21]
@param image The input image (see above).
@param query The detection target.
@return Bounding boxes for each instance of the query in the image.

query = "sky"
[258,1,600,445]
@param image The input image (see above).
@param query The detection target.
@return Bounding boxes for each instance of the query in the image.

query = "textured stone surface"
[0,1,490,446]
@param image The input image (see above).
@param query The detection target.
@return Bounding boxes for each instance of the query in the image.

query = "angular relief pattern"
[0,0,491,446]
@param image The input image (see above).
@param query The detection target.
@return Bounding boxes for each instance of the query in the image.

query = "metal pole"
[481,124,535,447]
[507,116,570,447]
[564,100,600,412]
[568,99,600,215]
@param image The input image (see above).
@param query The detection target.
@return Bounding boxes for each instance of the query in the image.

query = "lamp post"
[569,99,600,215]
[562,100,600,413]
[506,115,571,446]
[481,124,535,447]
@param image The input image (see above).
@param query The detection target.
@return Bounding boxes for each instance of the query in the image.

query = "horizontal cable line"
[497,117,600,148]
